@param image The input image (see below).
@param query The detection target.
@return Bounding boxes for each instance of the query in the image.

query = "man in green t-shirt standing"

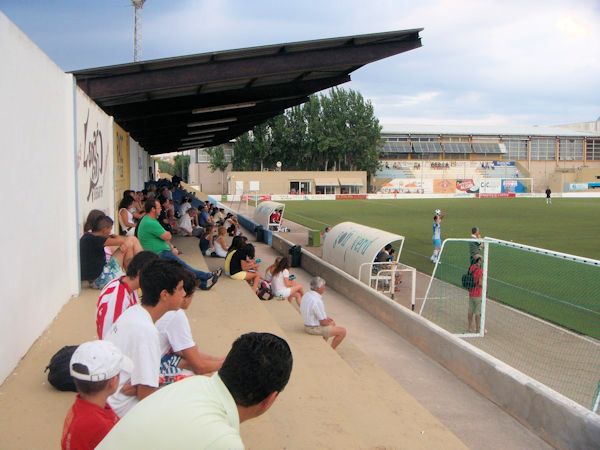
[137,199,220,290]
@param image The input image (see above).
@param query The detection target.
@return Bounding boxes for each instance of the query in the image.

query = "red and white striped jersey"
[96,277,139,339]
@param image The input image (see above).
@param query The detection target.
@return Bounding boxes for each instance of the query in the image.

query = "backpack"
[45,345,79,392]
[461,271,475,289]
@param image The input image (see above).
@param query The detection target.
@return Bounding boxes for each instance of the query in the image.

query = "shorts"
[230,271,247,280]
[432,239,442,248]
[274,287,292,298]
[304,325,332,338]
[159,353,189,386]
[468,296,482,315]
[92,256,123,289]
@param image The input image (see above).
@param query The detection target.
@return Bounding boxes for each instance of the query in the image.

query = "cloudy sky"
[2,0,599,127]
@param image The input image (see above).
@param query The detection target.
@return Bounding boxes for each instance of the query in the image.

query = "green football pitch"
[282,198,600,339]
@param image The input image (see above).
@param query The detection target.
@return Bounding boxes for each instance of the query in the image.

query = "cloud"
[3,0,599,125]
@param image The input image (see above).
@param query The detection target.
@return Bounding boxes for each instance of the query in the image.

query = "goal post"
[420,236,600,411]
[419,238,488,338]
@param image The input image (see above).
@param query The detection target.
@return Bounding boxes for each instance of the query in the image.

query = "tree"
[156,158,174,176]
[231,87,382,183]
[206,145,229,194]
[173,154,190,182]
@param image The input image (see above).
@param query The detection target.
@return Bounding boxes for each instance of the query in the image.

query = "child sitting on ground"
[62,340,132,450]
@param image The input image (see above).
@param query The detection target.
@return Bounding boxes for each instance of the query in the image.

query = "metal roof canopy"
[71,29,422,155]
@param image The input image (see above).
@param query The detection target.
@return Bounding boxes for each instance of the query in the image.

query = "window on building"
[559,139,583,161]
[586,139,600,161]
[530,138,556,160]
[316,185,336,194]
[503,139,528,160]
[340,185,360,194]
[289,181,311,194]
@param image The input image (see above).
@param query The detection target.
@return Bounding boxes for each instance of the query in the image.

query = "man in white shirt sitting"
[97,332,293,449]
[300,276,347,349]
[104,259,188,417]
[156,270,225,383]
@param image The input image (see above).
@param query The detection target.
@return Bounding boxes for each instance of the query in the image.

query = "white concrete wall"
[129,137,150,191]
[75,87,114,232]
[0,13,79,383]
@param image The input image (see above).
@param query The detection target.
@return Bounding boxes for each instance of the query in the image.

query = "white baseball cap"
[70,340,133,382]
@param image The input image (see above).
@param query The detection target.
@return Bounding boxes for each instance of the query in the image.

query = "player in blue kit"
[430,210,445,263]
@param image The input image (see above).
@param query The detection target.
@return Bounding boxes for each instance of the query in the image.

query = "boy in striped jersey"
[96,251,158,339]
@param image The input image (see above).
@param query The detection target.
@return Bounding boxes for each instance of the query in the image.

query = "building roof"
[381,123,600,138]
[71,29,422,155]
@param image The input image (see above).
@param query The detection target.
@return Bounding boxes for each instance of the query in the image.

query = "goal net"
[420,237,600,411]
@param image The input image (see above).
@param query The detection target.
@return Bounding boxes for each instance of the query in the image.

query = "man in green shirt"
[137,199,221,290]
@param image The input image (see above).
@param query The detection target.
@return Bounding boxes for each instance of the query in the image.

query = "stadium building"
[377,120,600,194]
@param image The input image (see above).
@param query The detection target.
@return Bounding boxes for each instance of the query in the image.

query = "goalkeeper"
[467,256,484,333]
[430,211,444,263]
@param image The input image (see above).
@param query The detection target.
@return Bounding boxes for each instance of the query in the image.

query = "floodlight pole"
[132,0,146,62]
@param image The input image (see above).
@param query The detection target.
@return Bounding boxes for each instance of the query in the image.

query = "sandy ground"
[0,235,469,450]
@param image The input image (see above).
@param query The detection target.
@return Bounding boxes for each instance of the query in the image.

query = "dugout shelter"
[253,200,285,231]
[323,222,405,282]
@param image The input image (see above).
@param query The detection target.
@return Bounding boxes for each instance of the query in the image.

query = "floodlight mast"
[132,0,146,62]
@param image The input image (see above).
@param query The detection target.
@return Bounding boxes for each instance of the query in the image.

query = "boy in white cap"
[61,340,133,450]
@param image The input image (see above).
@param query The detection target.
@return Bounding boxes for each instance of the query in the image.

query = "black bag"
[462,271,475,289]
[45,345,79,392]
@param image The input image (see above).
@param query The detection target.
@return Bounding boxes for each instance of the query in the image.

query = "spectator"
[96,251,158,339]
[469,227,483,265]
[264,256,282,283]
[156,270,225,381]
[198,225,214,257]
[117,196,137,236]
[178,197,192,217]
[97,333,293,449]
[212,226,229,258]
[198,204,213,227]
[104,259,188,417]
[224,213,240,236]
[224,235,246,276]
[300,277,346,349]
[270,257,303,306]
[158,197,177,233]
[80,215,143,290]
[229,243,261,291]
[62,340,132,450]
[467,256,484,333]
[137,199,221,290]
[176,208,198,237]
[83,209,107,233]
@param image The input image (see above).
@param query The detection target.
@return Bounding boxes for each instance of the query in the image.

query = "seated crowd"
[68,180,345,449]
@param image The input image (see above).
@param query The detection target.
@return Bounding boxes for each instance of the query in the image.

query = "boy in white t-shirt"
[156,270,225,384]
[104,259,188,417]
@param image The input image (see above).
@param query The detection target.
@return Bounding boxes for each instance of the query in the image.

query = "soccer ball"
[434,209,441,216]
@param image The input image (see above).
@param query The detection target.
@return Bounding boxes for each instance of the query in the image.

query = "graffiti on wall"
[79,110,107,202]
